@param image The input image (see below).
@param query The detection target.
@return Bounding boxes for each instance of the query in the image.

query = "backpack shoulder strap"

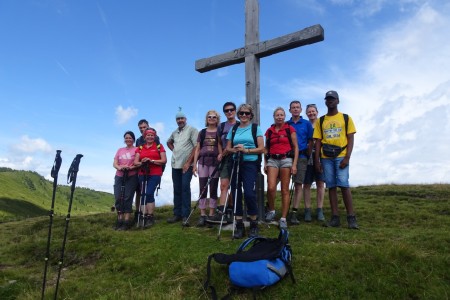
[199,128,207,148]
[319,115,325,136]
[265,124,275,155]
[230,123,240,147]
[343,113,349,135]
[285,124,294,150]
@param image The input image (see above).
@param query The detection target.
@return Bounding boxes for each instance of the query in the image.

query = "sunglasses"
[306,104,317,109]
[207,115,217,119]
[224,108,235,113]
[238,111,251,116]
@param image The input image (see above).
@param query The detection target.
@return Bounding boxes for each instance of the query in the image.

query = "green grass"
[0,168,113,222]
[0,180,449,299]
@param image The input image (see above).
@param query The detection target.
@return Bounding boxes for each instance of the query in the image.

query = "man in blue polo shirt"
[286,100,313,224]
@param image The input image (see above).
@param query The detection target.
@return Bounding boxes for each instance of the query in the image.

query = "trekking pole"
[182,160,224,228]
[54,154,83,300]
[41,150,62,300]
[137,162,149,228]
[231,152,241,240]
[114,169,128,229]
[217,158,235,241]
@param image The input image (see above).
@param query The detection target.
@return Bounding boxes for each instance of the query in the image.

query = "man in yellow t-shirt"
[313,90,359,229]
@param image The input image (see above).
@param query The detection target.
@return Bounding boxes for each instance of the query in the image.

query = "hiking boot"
[347,215,359,229]
[317,208,325,221]
[265,210,276,223]
[114,220,123,230]
[144,214,155,228]
[249,220,259,238]
[324,215,341,227]
[167,215,182,223]
[118,221,130,231]
[197,215,207,227]
[182,217,190,227]
[206,206,224,224]
[279,219,288,230]
[133,211,140,225]
[289,211,300,225]
[304,208,312,222]
[233,221,245,239]
[225,208,234,224]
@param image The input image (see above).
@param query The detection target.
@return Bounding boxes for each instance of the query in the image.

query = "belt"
[270,154,287,160]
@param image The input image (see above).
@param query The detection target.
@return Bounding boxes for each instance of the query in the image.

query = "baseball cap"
[324,90,339,99]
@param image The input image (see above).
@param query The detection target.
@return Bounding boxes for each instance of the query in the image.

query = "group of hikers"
[112,90,359,239]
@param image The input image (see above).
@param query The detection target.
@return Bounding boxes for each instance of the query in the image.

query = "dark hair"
[138,119,149,126]
[124,131,136,141]
[289,100,301,109]
[223,101,236,112]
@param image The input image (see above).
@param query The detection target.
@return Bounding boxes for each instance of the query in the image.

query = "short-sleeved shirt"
[135,143,166,176]
[313,112,356,158]
[226,123,263,162]
[265,123,296,155]
[219,121,236,149]
[287,116,313,152]
[114,147,138,176]
[168,124,198,169]
[197,129,220,166]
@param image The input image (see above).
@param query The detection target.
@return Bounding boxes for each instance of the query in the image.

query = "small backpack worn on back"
[204,228,295,299]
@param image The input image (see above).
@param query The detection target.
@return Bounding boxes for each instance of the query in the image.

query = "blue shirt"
[287,117,313,155]
[226,124,263,162]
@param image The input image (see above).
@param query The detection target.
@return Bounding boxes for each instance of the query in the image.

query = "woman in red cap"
[134,128,167,228]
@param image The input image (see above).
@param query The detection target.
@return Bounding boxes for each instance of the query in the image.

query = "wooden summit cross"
[195,0,324,124]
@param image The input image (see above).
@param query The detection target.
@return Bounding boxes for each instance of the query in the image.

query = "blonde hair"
[237,103,254,120]
[273,106,286,117]
[204,110,220,127]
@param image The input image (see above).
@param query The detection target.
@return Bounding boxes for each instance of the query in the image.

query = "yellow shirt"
[313,113,356,158]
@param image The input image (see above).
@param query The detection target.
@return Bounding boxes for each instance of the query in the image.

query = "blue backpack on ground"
[204,228,295,299]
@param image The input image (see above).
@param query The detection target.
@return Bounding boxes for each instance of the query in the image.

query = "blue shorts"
[304,164,325,185]
[321,157,350,188]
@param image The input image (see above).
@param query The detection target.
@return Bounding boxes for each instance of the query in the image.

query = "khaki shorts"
[266,157,293,169]
[293,158,308,184]
[219,155,232,179]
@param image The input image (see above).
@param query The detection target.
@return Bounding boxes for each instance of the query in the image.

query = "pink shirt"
[114,146,138,176]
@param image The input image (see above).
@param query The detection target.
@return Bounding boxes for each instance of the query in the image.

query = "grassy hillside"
[0,183,449,299]
[0,168,112,222]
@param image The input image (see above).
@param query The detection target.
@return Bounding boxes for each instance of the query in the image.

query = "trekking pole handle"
[67,154,83,184]
[51,150,62,179]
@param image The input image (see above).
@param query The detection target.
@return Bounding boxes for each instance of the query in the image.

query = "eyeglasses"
[138,126,147,130]
[238,111,251,116]
[224,108,235,113]
[207,115,217,119]
[176,117,185,120]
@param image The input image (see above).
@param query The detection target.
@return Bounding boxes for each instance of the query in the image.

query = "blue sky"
[1,0,449,206]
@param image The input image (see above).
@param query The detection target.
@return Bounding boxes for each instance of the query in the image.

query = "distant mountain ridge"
[0,168,112,222]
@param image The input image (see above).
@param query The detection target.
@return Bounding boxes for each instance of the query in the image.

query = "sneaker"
[304,208,312,222]
[167,215,182,223]
[225,208,234,224]
[233,221,245,239]
[265,210,276,223]
[279,219,288,230]
[182,217,190,227]
[324,215,341,227]
[316,208,325,221]
[347,215,359,229]
[197,215,207,227]
[289,211,300,225]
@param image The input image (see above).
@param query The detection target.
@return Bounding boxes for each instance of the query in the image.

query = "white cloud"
[115,105,138,125]
[13,135,52,153]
